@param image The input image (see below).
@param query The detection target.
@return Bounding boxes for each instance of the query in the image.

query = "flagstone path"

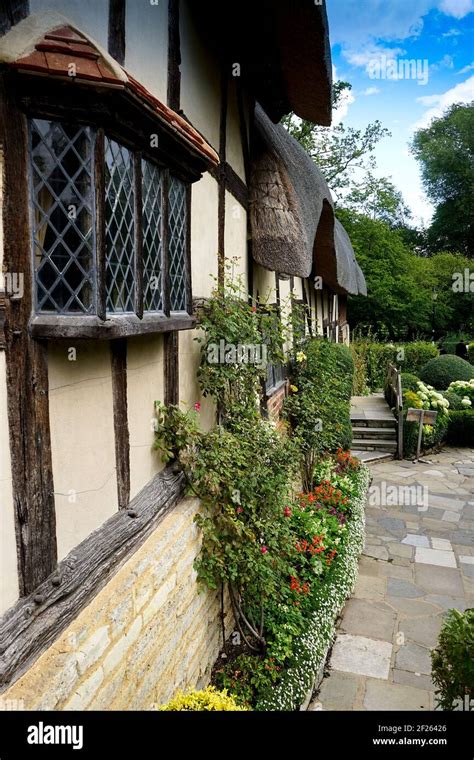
[310,447,474,711]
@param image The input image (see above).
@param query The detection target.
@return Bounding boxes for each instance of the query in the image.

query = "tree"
[344,173,411,227]
[411,103,474,256]
[281,83,391,201]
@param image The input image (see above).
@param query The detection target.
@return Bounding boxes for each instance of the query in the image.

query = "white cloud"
[333,87,356,125]
[413,76,474,129]
[458,62,474,74]
[363,87,381,96]
[431,54,455,71]
[442,27,462,35]
[438,0,474,18]
[343,43,406,71]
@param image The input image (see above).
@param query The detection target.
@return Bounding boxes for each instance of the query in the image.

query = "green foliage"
[284,339,354,490]
[443,390,465,411]
[401,382,450,457]
[448,380,474,406]
[401,373,421,392]
[158,686,249,711]
[350,343,368,395]
[403,342,440,375]
[431,608,474,711]
[412,103,474,256]
[420,355,474,390]
[469,343,474,365]
[447,411,474,447]
[350,340,437,392]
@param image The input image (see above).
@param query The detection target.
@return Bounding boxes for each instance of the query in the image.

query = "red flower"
[236,506,243,514]
[194,402,201,412]
[284,506,292,518]
[261,545,268,554]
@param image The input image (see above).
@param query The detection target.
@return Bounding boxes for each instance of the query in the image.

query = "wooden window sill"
[29,313,196,340]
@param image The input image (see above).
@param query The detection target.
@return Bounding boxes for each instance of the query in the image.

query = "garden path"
[351,393,397,463]
[310,448,474,711]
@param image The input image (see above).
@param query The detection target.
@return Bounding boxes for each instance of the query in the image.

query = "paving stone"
[330,634,392,680]
[379,517,406,532]
[395,642,432,675]
[428,495,465,510]
[363,679,430,711]
[426,507,446,520]
[442,511,461,523]
[459,555,474,565]
[387,597,440,617]
[450,531,474,546]
[398,616,442,648]
[402,534,429,548]
[392,669,435,692]
[353,575,386,601]
[431,537,452,551]
[425,595,467,611]
[340,599,396,641]
[415,565,464,596]
[422,469,444,477]
[387,579,424,598]
[379,563,414,581]
[461,564,474,578]
[317,671,360,710]
[415,547,457,568]
[363,546,389,561]
[388,543,414,559]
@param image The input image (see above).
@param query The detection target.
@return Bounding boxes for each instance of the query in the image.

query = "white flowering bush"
[448,379,474,406]
[256,464,369,711]
[415,382,450,414]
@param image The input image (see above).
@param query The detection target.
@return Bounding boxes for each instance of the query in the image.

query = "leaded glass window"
[168,176,187,312]
[105,139,135,313]
[142,159,163,312]
[29,119,190,329]
[30,119,95,314]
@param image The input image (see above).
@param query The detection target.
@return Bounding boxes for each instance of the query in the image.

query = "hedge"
[256,464,369,711]
[351,341,438,393]
[420,355,474,390]
[446,411,474,447]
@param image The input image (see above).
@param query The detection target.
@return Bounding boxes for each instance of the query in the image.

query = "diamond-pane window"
[105,138,135,313]
[168,176,187,312]
[30,119,95,314]
[142,159,163,312]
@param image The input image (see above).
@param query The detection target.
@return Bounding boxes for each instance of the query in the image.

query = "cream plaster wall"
[190,174,218,299]
[292,277,304,300]
[127,335,165,502]
[180,0,220,151]
[224,190,247,292]
[48,343,118,561]
[254,263,277,304]
[29,0,109,49]
[125,0,168,102]
[178,329,215,431]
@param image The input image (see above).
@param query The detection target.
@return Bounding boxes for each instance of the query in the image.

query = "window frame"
[12,72,199,340]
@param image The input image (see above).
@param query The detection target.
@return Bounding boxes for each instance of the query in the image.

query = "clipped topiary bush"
[401,373,421,392]
[447,411,474,446]
[431,608,474,711]
[419,355,474,390]
[402,342,438,375]
[158,687,249,711]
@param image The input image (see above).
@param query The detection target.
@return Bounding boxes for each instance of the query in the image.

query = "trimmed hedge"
[443,390,465,411]
[351,341,437,392]
[447,411,474,446]
[420,355,474,390]
[256,465,369,711]
[401,373,421,392]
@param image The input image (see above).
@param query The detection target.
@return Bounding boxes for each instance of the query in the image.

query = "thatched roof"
[190,0,332,125]
[250,105,367,296]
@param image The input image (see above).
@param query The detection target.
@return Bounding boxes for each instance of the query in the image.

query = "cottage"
[0,0,365,709]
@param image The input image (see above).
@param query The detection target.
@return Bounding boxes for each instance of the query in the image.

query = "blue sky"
[327,0,474,225]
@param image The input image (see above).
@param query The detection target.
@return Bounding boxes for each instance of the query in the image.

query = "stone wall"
[2,497,233,710]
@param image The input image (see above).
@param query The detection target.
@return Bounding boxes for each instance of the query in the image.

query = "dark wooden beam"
[29,313,196,341]
[133,152,144,319]
[0,292,6,350]
[0,0,29,36]
[94,129,106,321]
[164,331,179,406]
[0,76,57,596]
[111,339,130,510]
[167,0,181,112]
[209,161,248,210]
[0,467,185,691]
[108,0,126,66]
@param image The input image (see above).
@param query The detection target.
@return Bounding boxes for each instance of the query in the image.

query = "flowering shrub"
[158,686,249,711]
[402,381,450,456]
[448,379,474,406]
[212,456,369,708]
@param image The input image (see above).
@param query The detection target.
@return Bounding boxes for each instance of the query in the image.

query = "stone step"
[352,427,397,439]
[352,438,398,451]
[350,417,396,429]
[351,450,395,464]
